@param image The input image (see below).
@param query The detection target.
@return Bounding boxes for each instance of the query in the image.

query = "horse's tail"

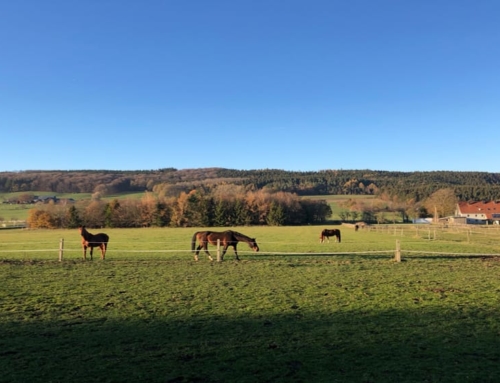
[337,230,341,243]
[191,232,199,253]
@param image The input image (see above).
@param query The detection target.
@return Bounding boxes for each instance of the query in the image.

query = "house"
[455,201,500,225]
[34,196,59,204]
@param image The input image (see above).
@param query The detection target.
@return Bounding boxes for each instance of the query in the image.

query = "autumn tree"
[425,188,457,222]
[27,209,56,229]
[81,200,107,227]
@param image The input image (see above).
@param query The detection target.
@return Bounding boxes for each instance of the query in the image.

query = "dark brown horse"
[191,230,259,261]
[79,226,109,260]
[319,228,341,243]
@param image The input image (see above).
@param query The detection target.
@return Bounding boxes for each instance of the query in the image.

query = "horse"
[319,228,341,243]
[79,226,109,260]
[191,230,259,261]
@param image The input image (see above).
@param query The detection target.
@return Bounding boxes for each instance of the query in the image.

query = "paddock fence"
[1,229,499,263]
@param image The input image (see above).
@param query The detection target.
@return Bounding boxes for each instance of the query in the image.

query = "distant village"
[2,195,75,205]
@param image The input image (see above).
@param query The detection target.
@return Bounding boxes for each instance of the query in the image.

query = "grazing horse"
[319,228,341,243]
[79,226,109,260]
[191,230,259,261]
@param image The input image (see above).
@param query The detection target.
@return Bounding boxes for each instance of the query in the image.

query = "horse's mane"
[229,230,254,241]
[80,226,91,239]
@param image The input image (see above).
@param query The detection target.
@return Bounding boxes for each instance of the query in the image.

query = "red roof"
[457,201,500,220]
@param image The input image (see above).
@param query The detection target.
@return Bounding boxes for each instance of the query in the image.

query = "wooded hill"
[2,168,500,202]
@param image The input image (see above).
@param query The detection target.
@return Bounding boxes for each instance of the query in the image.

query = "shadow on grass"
[247,253,500,262]
[2,308,500,383]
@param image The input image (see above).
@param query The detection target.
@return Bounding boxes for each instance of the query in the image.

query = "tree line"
[2,168,500,202]
[26,187,332,229]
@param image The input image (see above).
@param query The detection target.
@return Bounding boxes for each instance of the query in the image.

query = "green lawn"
[1,226,500,382]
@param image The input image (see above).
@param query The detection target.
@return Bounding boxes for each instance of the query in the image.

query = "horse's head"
[249,238,259,252]
[79,226,88,238]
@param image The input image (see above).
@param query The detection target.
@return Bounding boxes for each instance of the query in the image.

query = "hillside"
[1,168,500,201]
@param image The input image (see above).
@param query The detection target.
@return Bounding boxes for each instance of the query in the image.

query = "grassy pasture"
[302,194,376,221]
[1,226,500,382]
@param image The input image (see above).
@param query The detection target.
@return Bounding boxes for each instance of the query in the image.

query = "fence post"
[394,239,401,262]
[59,238,64,261]
[217,239,221,262]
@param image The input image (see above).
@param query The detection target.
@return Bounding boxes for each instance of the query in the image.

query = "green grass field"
[1,226,500,382]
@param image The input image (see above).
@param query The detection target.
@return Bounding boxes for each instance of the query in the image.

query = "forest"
[4,168,500,229]
[2,168,500,202]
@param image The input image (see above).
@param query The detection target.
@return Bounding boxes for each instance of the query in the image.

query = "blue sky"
[1,0,499,173]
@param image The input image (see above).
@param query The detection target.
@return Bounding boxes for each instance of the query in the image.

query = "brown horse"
[79,226,109,260]
[319,228,341,243]
[191,230,259,261]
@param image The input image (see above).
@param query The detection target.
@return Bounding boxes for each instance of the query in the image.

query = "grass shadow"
[2,308,500,382]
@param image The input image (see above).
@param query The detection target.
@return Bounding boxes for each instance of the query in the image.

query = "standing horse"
[79,226,109,260]
[191,230,259,261]
[319,229,341,243]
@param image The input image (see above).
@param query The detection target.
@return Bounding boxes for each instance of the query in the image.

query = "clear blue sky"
[1,0,499,173]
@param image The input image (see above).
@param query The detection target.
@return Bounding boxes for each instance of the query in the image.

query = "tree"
[425,188,457,222]
[266,202,285,226]
[82,200,107,227]
[65,205,82,228]
[104,199,121,227]
[27,209,56,229]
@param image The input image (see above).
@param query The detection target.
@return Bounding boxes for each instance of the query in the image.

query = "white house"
[455,201,500,224]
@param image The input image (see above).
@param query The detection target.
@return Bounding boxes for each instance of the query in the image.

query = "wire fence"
[1,237,499,262]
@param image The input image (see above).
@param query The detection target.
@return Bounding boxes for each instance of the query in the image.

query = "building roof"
[457,201,500,220]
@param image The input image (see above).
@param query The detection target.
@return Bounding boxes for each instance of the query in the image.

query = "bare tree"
[425,188,457,222]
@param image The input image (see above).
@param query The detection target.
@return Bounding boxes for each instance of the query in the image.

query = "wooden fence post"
[394,239,401,262]
[217,239,221,262]
[59,238,64,261]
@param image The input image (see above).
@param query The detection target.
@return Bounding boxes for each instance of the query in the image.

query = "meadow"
[1,225,500,382]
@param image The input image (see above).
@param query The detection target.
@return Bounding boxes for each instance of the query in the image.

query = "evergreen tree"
[66,205,82,228]
[266,202,285,226]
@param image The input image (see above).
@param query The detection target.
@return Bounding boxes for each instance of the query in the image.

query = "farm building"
[454,200,500,225]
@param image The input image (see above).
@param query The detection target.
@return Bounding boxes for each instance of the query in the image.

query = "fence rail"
[1,238,499,263]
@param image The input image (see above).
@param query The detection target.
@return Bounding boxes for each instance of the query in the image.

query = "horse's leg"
[233,244,239,261]
[100,244,105,260]
[193,243,203,261]
[82,245,87,260]
[203,243,213,261]
[221,245,229,261]
[89,246,93,261]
